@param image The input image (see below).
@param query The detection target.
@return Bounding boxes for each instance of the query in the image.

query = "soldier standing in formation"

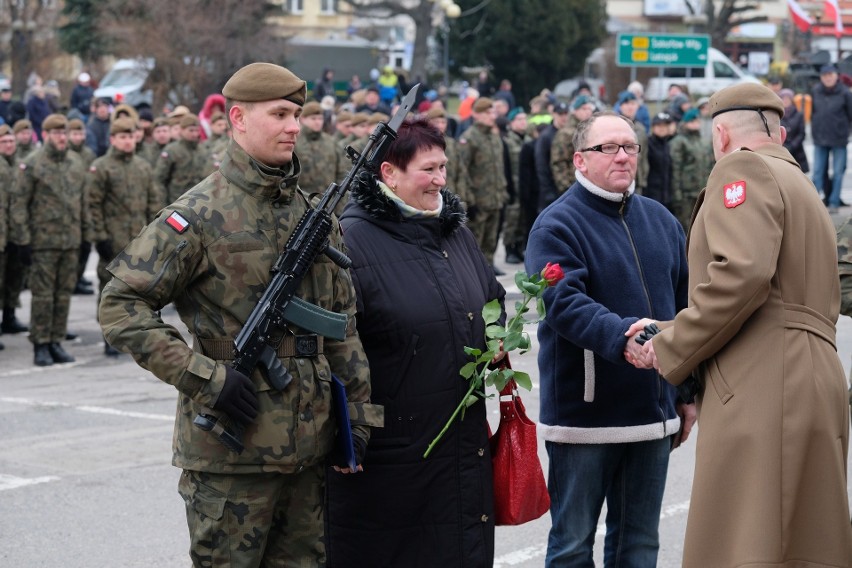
[616,91,649,194]
[11,114,86,366]
[98,62,380,566]
[13,119,35,160]
[457,97,507,273]
[502,106,527,264]
[0,123,27,337]
[669,108,714,231]
[425,106,463,200]
[68,117,97,296]
[0,125,10,349]
[550,95,595,204]
[154,113,207,207]
[332,110,352,144]
[141,117,171,168]
[294,101,347,195]
[85,117,162,356]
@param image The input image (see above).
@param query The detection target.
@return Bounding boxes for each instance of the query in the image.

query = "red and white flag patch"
[165,211,189,233]
[723,180,746,208]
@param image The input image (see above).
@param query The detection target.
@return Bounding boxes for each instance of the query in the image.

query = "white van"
[644,47,760,101]
[93,58,154,107]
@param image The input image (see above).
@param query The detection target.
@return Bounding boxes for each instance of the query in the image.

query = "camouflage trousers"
[672,195,700,234]
[468,208,502,265]
[29,249,77,344]
[178,465,326,568]
[502,202,526,250]
[4,248,26,309]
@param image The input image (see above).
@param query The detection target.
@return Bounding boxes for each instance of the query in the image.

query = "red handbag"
[489,373,551,525]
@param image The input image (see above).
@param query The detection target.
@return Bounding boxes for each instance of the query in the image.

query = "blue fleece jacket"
[525,177,688,444]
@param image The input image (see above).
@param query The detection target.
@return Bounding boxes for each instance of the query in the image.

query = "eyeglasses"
[580,143,641,155]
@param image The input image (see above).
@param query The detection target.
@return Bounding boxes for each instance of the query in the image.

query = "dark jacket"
[327,179,505,568]
[25,96,51,142]
[70,84,93,118]
[525,180,688,443]
[811,81,852,147]
[86,115,111,157]
[645,133,673,207]
[781,104,809,173]
[535,123,560,211]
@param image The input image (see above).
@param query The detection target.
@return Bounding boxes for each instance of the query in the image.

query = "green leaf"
[503,331,522,352]
[537,296,547,319]
[485,324,508,339]
[463,346,482,357]
[514,271,529,289]
[482,299,502,325]
[487,339,501,354]
[520,281,541,295]
[513,371,533,391]
[476,351,494,365]
[492,369,514,391]
[459,361,477,379]
[483,368,502,387]
[463,393,479,408]
[518,333,531,350]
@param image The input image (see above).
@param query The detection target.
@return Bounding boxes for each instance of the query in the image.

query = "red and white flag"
[825,0,845,37]
[788,0,813,33]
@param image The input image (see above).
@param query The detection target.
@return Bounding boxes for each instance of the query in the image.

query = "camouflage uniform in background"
[154,138,208,207]
[86,145,162,292]
[457,122,508,264]
[631,119,650,194]
[502,128,526,258]
[550,114,581,192]
[69,140,97,168]
[294,129,348,215]
[11,142,86,346]
[140,140,168,169]
[69,138,98,291]
[0,148,8,344]
[98,140,381,566]
[669,126,714,231]
[14,140,35,162]
[443,134,463,196]
[836,217,852,411]
[0,148,26,332]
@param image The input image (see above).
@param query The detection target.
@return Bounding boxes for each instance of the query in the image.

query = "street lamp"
[432,0,461,87]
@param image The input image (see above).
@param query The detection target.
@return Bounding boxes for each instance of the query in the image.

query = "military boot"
[34,344,53,366]
[2,307,29,334]
[48,342,75,364]
[104,338,121,357]
[505,246,524,265]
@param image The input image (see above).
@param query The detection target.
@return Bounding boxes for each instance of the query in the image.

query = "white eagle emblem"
[723,180,746,208]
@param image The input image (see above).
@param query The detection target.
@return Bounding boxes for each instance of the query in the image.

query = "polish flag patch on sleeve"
[723,180,746,208]
[165,211,189,233]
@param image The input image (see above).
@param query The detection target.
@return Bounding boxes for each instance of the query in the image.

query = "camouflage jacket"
[504,129,525,196]
[0,154,9,249]
[837,216,852,317]
[140,141,167,169]
[99,140,380,474]
[86,146,163,250]
[632,119,649,192]
[444,135,463,199]
[69,142,97,169]
[669,128,714,201]
[10,143,86,250]
[14,141,36,163]
[550,115,579,192]
[154,139,208,207]
[457,122,508,210]
[294,130,347,196]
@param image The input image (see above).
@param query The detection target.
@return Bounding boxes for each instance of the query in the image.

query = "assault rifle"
[194,84,421,453]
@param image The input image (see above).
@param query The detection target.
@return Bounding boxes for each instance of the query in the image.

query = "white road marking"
[0,397,173,421]
[0,473,60,492]
[493,500,691,567]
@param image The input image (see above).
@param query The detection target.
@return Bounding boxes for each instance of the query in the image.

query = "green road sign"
[617,33,710,67]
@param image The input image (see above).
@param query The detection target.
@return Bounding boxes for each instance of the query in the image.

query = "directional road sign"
[617,33,710,67]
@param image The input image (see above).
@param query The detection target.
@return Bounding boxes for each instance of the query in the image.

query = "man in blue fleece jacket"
[525,111,694,567]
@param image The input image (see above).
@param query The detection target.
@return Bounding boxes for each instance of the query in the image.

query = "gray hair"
[573,111,636,151]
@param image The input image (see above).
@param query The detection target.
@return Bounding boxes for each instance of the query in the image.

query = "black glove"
[467,205,480,222]
[635,323,661,345]
[330,433,367,470]
[17,244,32,267]
[95,240,114,261]
[212,367,259,426]
[5,242,17,256]
[79,240,91,258]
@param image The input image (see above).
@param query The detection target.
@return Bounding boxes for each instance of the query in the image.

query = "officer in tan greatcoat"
[629,83,852,567]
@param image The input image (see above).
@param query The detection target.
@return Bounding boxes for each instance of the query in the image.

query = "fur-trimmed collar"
[347,172,467,236]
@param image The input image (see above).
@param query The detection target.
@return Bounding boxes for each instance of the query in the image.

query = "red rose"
[541,262,564,286]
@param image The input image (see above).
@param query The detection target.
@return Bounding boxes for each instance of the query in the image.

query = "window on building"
[288,0,303,14]
[320,0,338,14]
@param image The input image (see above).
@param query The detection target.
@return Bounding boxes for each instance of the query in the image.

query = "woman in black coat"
[326,119,505,567]
[779,88,809,173]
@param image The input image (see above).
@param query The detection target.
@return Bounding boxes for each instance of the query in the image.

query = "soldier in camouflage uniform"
[457,97,508,268]
[0,124,27,336]
[295,101,347,202]
[339,112,370,153]
[836,217,852,412]
[68,118,98,296]
[550,96,595,200]
[0,124,11,349]
[86,117,163,356]
[332,110,352,144]
[155,114,207,207]
[199,111,229,160]
[98,63,381,568]
[425,106,463,199]
[616,91,650,194]
[502,107,527,264]
[10,114,85,366]
[13,119,36,161]
[670,108,715,231]
[141,117,172,169]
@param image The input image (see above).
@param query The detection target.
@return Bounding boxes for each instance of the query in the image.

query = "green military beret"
[0,124,10,137]
[153,117,170,128]
[369,112,389,124]
[41,114,67,132]
[349,112,370,126]
[13,119,31,133]
[110,117,137,135]
[210,111,227,123]
[301,101,323,117]
[709,83,784,120]
[473,97,493,113]
[180,113,200,128]
[68,118,86,131]
[425,106,447,120]
[222,62,306,106]
[335,110,353,123]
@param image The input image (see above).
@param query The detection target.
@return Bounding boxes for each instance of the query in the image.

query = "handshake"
[623,318,660,370]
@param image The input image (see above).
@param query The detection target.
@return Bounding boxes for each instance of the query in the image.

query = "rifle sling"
[196,335,324,361]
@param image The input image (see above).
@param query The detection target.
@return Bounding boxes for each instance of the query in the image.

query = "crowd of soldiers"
[0,75,720,365]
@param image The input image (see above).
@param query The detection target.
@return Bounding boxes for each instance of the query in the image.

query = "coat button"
[467,312,474,320]
[477,448,484,457]
[480,514,489,522]
[442,250,448,258]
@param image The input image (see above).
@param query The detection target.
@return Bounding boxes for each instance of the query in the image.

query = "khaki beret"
[168,105,190,118]
[41,114,67,132]
[350,112,370,126]
[301,101,323,117]
[709,83,784,120]
[336,111,353,123]
[222,62,306,105]
[153,117,170,128]
[112,103,139,123]
[13,119,32,133]
[167,115,182,127]
[180,113,200,128]
[0,124,10,137]
[425,106,447,120]
[210,111,227,123]
[68,118,86,131]
[473,97,494,113]
[369,112,389,124]
[110,117,137,135]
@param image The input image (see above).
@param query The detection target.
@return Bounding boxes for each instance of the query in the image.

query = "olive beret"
[41,114,67,132]
[210,111,227,123]
[349,112,370,126]
[110,117,137,135]
[222,62,306,105]
[13,119,32,133]
[369,112,389,124]
[301,101,323,117]
[472,97,493,113]
[112,103,139,123]
[153,117,170,128]
[68,118,86,131]
[167,115,182,127]
[335,111,353,123]
[425,106,447,120]
[168,105,190,118]
[0,124,10,137]
[180,113,200,128]
[709,83,784,120]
